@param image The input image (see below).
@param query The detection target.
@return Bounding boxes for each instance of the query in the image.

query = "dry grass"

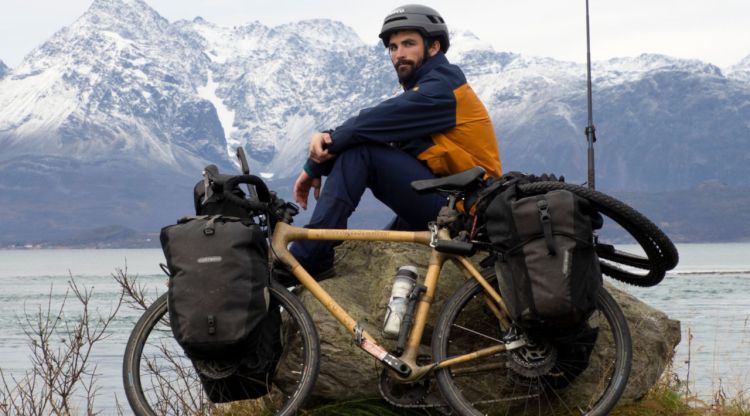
[208,398,438,416]
[613,362,750,416]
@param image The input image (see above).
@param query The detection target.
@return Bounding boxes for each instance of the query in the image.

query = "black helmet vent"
[385,16,408,24]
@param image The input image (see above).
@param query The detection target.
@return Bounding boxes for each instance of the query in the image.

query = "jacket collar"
[402,52,448,90]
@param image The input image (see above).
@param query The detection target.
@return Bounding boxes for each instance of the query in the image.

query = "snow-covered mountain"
[483,52,750,191]
[0,60,7,79]
[0,0,226,172]
[176,16,395,174]
[1,0,749,243]
[728,54,750,83]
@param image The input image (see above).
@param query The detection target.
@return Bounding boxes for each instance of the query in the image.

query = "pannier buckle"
[203,215,219,236]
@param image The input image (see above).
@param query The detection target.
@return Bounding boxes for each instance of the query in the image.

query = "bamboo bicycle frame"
[271,222,514,382]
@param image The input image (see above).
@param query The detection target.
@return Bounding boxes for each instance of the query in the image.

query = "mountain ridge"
[1,0,749,243]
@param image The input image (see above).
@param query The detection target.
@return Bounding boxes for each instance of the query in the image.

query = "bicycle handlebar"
[222,174,300,224]
[222,174,272,212]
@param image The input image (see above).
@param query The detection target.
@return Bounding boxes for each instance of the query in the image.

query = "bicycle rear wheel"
[432,275,631,416]
[123,282,319,416]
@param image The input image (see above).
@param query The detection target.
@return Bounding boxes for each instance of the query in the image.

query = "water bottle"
[383,266,418,338]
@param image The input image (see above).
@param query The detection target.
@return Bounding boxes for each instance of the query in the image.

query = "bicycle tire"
[432,275,632,416]
[123,282,320,416]
[518,181,679,286]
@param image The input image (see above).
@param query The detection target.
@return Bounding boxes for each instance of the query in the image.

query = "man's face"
[388,30,430,84]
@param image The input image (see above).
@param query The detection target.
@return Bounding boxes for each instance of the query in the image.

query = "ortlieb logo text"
[197,256,222,264]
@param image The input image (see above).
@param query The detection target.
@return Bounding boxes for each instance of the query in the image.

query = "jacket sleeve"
[303,157,334,178]
[326,76,457,154]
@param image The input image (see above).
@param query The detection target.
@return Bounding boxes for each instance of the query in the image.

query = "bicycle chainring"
[379,369,429,406]
[378,366,448,410]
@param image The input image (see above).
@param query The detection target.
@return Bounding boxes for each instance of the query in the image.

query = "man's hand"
[293,170,322,210]
[309,132,334,163]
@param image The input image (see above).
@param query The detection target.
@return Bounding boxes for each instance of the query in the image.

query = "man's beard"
[394,57,423,84]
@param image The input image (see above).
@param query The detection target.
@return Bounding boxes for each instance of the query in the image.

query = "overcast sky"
[1,0,749,69]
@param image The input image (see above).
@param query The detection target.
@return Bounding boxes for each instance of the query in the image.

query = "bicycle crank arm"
[357,336,412,377]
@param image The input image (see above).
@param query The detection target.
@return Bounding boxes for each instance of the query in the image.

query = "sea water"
[0,244,748,412]
[615,243,750,398]
[0,249,166,414]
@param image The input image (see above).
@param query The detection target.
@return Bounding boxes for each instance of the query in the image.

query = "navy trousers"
[290,143,445,274]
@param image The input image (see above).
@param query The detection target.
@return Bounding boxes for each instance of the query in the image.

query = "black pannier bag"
[160,215,269,358]
[196,302,283,403]
[483,181,603,332]
[160,168,282,401]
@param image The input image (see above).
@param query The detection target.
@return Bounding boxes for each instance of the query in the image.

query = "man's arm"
[303,132,335,179]
[326,77,457,154]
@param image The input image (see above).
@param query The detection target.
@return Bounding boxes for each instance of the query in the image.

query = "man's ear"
[428,39,441,57]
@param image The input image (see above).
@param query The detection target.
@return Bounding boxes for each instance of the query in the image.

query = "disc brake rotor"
[193,358,239,379]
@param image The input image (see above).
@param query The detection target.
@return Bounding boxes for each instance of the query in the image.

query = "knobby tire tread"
[123,283,320,416]
[432,275,632,416]
[518,181,678,286]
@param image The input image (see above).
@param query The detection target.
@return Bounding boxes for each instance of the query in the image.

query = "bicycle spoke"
[123,287,320,416]
[433,277,630,416]
[451,321,504,343]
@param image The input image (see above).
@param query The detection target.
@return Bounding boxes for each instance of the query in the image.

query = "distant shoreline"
[668,270,750,276]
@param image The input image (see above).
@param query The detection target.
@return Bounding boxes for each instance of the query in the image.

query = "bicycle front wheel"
[123,283,320,416]
[432,276,631,416]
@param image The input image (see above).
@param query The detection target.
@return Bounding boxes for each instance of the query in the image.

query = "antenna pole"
[585,0,597,189]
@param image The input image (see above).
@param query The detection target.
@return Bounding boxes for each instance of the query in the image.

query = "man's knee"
[332,143,382,165]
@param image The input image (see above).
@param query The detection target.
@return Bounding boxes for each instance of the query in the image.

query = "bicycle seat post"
[446,193,458,211]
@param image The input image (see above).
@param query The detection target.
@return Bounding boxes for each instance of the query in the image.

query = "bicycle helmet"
[379,4,450,53]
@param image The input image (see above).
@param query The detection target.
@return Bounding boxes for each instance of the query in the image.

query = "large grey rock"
[282,240,680,404]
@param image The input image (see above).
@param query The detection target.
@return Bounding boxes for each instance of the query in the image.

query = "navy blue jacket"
[305,52,501,178]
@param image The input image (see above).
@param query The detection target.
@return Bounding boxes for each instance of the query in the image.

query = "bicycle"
[123,164,677,415]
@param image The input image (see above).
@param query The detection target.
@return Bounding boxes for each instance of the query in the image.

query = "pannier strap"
[536,200,557,255]
[203,215,219,235]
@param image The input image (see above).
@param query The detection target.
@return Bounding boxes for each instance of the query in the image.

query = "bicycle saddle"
[411,166,486,194]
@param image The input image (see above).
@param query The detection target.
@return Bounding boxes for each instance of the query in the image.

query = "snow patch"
[447,28,494,60]
[196,72,237,159]
[0,67,77,137]
[187,20,274,64]
[100,30,135,50]
[263,114,317,176]
[276,19,363,51]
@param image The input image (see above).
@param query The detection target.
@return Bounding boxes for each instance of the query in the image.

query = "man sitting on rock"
[282,4,502,281]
